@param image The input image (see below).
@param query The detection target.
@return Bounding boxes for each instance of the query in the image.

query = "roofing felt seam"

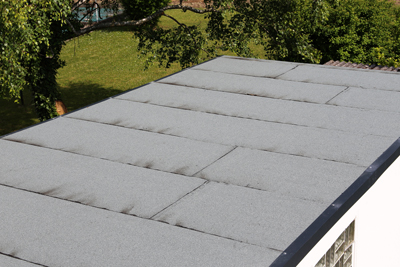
[201,56,400,82]
[2,135,363,203]
[69,98,399,138]
[194,63,301,79]
[152,181,328,251]
[0,141,333,251]
[0,143,314,253]
[149,181,210,219]
[8,107,392,168]
[190,146,239,177]
[113,91,400,136]
[0,185,279,266]
[0,140,207,218]
[5,138,330,243]
[273,64,300,79]
[277,64,400,90]
[1,56,399,266]
[156,69,347,103]
[323,86,350,104]
[3,117,236,176]
[155,78,400,114]
[155,80,340,105]
[325,87,400,113]
[193,56,301,78]
[0,253,46,267]
[2,129,363,206]
[62,101,396,166]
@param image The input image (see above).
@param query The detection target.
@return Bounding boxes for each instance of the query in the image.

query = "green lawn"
[0,9,264,136]
[0,98,40,137]
[57,26,182,113]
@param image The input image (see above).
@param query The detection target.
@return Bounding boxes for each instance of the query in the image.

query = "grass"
[0,9,264,136]
[0,98,40,137]
[56,9,222,112]
[57,26,181,112]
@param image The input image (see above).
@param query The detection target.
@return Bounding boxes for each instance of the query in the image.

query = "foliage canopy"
[135,0,400,68]
[1,0,73,120]
[1,0,400,121]
[120,0,171,21]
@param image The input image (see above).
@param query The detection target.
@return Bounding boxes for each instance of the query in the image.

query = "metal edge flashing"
[270,137,400,267]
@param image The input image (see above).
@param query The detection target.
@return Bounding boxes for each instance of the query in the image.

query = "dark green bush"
[229,0,400,65]
[311,0,400,65]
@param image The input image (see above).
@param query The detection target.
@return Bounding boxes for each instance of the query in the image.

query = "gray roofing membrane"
[1,56,400,266]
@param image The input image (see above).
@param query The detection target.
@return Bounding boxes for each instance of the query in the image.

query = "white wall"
[297,155,400,267]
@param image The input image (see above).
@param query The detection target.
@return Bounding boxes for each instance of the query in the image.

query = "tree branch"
[78,2,103,23]
[162,13,186,27]
[71,0,89,11]
[162,13,211,56]
[74,4,217,37]
[66,18,78,35]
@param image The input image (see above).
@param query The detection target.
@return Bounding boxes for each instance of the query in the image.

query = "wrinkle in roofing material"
[1,55,400,266]
[0,140,205,218]
[157,69,346,103]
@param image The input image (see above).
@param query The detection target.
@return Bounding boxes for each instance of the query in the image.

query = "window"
[315,221,355,267]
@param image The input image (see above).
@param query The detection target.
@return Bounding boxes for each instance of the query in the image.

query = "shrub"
[310,0,400,65]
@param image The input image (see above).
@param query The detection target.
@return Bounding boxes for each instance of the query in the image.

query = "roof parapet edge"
[270,137,400,267]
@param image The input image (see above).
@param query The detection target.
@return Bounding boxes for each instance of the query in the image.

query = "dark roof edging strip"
[270,137,400,267]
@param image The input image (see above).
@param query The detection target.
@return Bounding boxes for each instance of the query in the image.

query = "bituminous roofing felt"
[1,56,400,266]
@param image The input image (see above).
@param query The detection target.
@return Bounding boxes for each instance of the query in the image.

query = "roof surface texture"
[324,60,400,72]
[1,56,400,266]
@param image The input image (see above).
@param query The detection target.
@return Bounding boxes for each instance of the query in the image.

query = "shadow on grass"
[60,81,124,113]
[0,98,40,137]
[98,25,135,33]
[0,81,123,137]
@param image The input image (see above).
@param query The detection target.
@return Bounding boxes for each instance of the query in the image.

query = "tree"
[2,0,400,121]
[1,0,73,120]
[311,0,400,65]
[120,0,170,21]
[129,0,400,68]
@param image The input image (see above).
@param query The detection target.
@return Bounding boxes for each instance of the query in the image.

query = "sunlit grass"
[1,9,266,136]
[57,27,181,112]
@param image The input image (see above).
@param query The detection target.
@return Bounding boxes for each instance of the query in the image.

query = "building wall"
[297,155,400,267]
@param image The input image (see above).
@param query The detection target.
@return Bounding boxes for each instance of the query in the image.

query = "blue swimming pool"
[75,7,123,22]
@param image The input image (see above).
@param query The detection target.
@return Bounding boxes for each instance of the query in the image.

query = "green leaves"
[3,0,400,122]
[312,0,400,64]
[1,0,71,120]
[136,22,213,69]
[120,0,170,21]
[138,0,399,68]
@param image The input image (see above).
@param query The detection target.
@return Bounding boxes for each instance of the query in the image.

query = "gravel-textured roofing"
[324,60,400,72]
[1,56,400,266]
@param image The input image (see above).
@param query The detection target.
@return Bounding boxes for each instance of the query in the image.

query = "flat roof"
[1,56,400,266]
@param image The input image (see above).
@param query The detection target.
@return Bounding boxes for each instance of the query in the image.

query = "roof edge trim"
[270,137,400,267]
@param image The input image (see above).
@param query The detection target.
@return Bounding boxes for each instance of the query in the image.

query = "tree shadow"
[0,81,123,137]
[0,97,39,137]
[99,25,135,33]
[59,81,124,113]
